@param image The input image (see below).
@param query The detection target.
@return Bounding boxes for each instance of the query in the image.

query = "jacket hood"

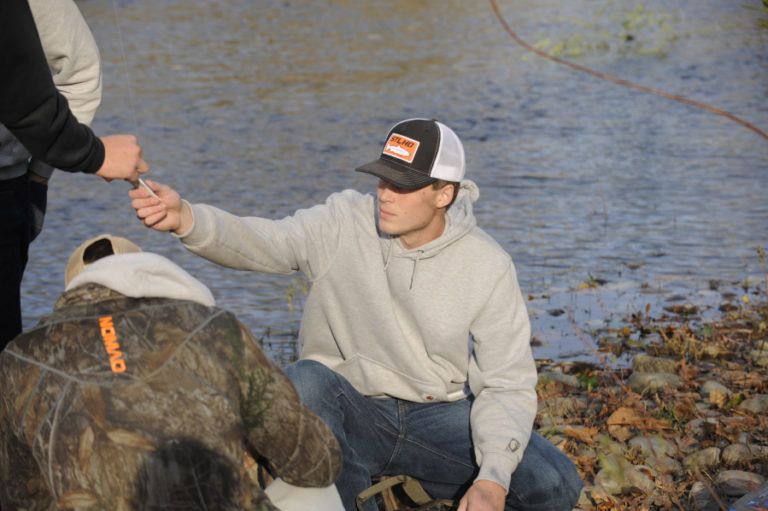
[380,180,479,289]
[65,252,216,307]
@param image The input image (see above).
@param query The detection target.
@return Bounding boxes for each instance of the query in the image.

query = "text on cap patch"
[383,133,420,163]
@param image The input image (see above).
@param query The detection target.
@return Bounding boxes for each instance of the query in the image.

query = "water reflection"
[21,0,768,367]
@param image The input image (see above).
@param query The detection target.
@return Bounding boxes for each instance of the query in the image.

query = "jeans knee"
[507,433,584,510]
[284,359,336,406]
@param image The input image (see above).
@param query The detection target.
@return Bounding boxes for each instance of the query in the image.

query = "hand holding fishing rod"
[95,134,149,182]
[129,179,193,235]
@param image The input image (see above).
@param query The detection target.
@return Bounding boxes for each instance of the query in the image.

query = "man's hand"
[96,134,149,181]
[129,179,191,234]
[457,480,506,511]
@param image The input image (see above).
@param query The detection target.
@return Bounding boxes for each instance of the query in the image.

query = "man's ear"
[436,183,455,209]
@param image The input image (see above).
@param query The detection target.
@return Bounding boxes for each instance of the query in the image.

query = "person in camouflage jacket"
[0,234,342,511]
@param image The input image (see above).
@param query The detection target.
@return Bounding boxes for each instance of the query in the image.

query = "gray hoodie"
[180,180,538,490]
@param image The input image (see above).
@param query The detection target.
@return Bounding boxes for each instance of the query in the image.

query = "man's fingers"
[136,156,149,174]
[140,209,167,228]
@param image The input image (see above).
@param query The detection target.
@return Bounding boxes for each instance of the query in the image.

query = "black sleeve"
[0,0,105,173]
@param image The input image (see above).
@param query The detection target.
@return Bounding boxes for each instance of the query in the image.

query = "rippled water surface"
[22,0,768,366]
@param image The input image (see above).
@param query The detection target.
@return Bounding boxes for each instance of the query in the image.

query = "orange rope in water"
[489,0,768,141]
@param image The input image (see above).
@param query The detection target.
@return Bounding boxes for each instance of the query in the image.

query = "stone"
[722,443,767,466]
[739,394,768,414]
[632,353,677,373]
[748,348,768,367]
[645,454,682,475]
[688,417,720,437]
[693,401,721,417]
[684,447,721,472]
[689,481,719,511]
[715,469,765,497]
[594,458,655,496]
[627,371,684,393]
[628,435,676,458]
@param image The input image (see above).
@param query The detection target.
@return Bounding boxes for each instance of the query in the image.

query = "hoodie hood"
[65,252,216,307]
[381,179,479,288]
[382,179,479,262]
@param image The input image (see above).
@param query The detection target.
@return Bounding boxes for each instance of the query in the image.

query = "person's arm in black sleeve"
[0,0,103,172]
[0,0,148,180]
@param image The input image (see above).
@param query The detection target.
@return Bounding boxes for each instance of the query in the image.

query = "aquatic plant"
[531,1,682,58]
[744,0,768,28]
[284,276,309,335]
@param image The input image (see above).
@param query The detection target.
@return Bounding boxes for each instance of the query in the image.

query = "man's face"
[376,179,451,249]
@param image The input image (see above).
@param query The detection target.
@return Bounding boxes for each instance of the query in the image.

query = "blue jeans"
[285,360,583,511]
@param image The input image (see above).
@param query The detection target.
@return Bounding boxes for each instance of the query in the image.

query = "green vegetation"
[531,1,682,58]
[284,276,309,332]
[744,0,768,28]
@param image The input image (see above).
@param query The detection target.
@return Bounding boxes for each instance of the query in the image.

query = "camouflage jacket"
[0,284,341,510]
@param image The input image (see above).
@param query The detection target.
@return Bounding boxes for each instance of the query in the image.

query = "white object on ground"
[265,478,345,511]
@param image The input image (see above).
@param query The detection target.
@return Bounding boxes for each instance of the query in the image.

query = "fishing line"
[110,0,139,134]
[489,0,768,141]
[109,0,156,193]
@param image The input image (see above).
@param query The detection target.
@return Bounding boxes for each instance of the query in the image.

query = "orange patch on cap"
[382,133,420,163]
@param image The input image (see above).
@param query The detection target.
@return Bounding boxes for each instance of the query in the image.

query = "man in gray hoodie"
[130,119,583,511]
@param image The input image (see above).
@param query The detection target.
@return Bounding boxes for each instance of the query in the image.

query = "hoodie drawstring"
[409,250,423,290]
[383,239,395,271]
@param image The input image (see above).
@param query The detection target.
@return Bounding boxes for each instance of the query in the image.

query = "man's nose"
[378,181,394,201]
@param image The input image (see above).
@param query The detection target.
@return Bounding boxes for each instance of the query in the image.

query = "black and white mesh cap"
[355,118,465,190]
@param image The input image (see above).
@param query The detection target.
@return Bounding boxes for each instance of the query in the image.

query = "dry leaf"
[708,388,729,408]
[563,426,599,445]
[607,407,642,426]
[608,424,634,442]
[607,406,672,432]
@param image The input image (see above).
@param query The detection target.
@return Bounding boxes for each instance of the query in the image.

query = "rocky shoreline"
[534,296,767,510]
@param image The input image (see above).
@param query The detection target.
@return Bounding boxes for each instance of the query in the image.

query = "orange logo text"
[383,133,420,163]
[99,316,126,373]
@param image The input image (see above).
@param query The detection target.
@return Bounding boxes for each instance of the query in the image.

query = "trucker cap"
[65,234,142,286]
[355,118,465,190]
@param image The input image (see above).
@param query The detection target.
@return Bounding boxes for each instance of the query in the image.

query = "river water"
[21,0,768,367]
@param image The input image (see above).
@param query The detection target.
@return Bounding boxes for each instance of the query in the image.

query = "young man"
[0,234,342,511]
[130,119,584,511]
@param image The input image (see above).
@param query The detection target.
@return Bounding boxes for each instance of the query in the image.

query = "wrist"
[173,199,194,237]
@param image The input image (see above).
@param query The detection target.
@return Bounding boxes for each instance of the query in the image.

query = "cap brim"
[355,159,437,190]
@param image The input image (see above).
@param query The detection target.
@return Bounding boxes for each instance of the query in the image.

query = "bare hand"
[457,480,506,511]
[96,134,149,181]
[129,179,190,234]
